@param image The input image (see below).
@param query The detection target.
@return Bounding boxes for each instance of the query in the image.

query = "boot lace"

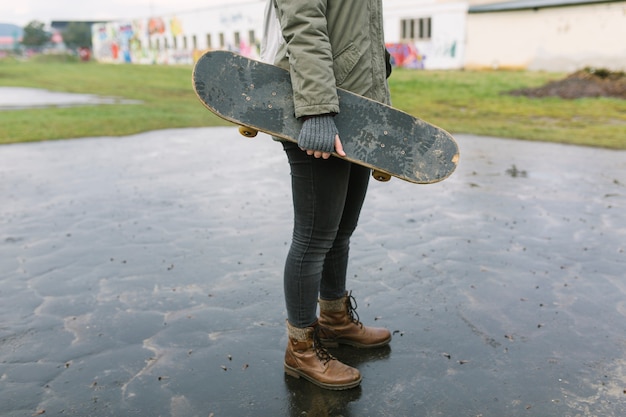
[312,325,336,365]
[346,291,363,329]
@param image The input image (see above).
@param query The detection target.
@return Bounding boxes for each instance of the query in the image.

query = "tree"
[63,22,93,49]
[21,20,50,49]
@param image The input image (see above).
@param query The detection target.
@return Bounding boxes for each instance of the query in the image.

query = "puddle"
[0,87,142,110]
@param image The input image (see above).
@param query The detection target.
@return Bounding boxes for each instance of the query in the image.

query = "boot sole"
[284,363,362,390]
[320,335,392,349]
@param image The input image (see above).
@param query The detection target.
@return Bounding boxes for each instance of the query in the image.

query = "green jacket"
[273,0,391,118]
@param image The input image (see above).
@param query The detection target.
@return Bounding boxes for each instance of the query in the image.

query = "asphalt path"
[1,88,625,416]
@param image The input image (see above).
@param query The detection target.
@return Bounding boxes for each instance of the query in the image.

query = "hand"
[303,134,346,159]
[297,115,345,159]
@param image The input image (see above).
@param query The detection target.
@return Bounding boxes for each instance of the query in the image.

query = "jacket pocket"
[333,43,361,86]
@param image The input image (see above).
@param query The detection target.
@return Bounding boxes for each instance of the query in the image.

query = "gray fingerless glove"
[297,115,338,153]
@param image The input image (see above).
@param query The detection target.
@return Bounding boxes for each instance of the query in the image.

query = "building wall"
[464,1,626,71]
[92,0,468,70]
[92,1,265,64]
[91,0,626,72]
[383,0,468,69]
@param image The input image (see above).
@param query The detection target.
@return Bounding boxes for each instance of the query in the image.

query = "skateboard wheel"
[238,126,258,138]
[372,170,392,182]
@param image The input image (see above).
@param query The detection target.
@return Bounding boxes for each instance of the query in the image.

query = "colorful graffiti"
[92,12,261,65]
[148,18,166,35]
[93,20,154,64]
[386,43,425,69]
[93,16,200,65]
[435,39,457,59]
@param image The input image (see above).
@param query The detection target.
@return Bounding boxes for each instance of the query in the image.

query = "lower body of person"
[281,141,391,390]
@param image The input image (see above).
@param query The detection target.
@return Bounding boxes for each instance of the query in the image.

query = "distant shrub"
[31,53,80,63]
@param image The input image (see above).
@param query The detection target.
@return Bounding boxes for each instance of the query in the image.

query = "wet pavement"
[1,122,625,417]
[0,87,141,110]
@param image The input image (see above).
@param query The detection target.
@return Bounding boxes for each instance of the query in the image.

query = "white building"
[91,0,626,72]
[383,0,468,70]
[92,0,265,65]
[464,0,626,71]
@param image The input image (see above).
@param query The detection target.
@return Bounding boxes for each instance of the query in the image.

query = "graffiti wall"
[386,43,425,69]
[382,1,467,70]
[385,38,461,70]
[93,18,193,65]
[91,1,466,69]
[91,2,265,64]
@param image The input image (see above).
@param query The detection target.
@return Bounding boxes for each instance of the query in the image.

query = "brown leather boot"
[318,291,392,348]
[284,320,362,390]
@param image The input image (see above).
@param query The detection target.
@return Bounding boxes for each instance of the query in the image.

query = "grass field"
[1,58,625,149]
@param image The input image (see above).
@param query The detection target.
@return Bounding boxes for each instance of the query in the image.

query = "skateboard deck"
[192,50,459,184]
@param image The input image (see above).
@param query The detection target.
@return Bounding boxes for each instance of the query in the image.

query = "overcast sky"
[1,0,261,27]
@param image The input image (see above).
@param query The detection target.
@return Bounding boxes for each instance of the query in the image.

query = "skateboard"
[192,50,459,184]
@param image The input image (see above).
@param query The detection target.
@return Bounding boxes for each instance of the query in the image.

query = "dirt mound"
[509,68,626,99]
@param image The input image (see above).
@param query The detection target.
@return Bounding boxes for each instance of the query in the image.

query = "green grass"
[389,69,626,149]
[0,59,228,144]
[1,59,625,149]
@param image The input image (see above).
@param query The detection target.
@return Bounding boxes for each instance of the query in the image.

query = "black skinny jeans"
[282,141,370,328]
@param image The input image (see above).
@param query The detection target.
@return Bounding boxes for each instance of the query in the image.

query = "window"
[401,19,415,39]
[219,33,225,48]
[401,17,431,40]
[248,30,256,45]
[419,18,431,39]
[206,34,212,49]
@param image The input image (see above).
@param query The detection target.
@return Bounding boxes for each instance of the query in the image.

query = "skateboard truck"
[372,170,392,182]
[238,126,258,138]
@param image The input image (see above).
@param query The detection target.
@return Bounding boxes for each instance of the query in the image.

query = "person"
[263,0,393,390]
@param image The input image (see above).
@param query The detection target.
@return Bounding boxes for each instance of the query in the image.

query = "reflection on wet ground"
[1,127,625,416]
[0,87,141,110]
